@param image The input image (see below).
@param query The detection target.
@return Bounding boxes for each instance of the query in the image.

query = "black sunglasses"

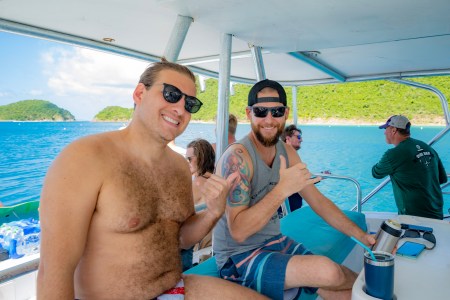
[250,106,286,118]
[402,229,436,250]
[161,83,203,114]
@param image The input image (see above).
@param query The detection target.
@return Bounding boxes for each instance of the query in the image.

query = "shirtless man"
[37,60,267,299]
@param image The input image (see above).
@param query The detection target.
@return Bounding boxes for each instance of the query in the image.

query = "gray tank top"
[213,135,289,268]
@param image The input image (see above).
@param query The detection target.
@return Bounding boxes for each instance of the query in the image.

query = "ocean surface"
[1,121,449,214]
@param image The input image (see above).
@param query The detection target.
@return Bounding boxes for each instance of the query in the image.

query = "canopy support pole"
[292,86,298,125]
[250,45,266,81]
[164,15,193,62]
[216,33,232,160]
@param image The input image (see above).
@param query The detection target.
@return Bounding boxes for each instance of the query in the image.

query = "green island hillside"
[0,100,75,121]
[94,106,133,121]
[2,76,449,124]
[191,76,450,125]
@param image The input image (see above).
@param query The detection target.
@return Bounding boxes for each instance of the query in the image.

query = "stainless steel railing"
[312,173,362,213]
[441,174,450,195]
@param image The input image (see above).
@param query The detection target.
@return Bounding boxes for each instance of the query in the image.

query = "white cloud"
[42,47,150,120]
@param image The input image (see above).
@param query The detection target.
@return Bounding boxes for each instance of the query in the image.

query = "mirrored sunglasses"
[401,229,436,250]
[296,134,302,140]
[251,106,286,118]
[162,83,203,114]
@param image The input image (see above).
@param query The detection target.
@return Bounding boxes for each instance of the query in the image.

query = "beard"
[252,123,283,147]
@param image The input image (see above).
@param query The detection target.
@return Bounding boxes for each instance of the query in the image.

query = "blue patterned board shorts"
[219,234,318,300]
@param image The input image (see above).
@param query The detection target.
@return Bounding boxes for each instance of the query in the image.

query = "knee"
[327,264,346,286]
[318,257,346,286]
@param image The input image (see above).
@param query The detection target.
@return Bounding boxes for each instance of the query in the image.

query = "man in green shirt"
[372,115,448,219]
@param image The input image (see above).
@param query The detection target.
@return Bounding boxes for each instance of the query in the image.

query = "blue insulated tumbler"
[364,251,394,300]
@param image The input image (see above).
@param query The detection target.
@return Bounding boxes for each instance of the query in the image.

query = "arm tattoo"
[221,148,251,207]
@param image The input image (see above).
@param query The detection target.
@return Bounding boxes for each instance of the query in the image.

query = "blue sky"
[0,31,151,120]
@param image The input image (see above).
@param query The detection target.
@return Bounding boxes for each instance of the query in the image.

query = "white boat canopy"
[2,0,450,156]
[1,0,450,85]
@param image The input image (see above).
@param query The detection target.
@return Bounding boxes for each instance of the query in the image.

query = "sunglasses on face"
[295,134,302,140]
[161,83,203,114]
[250,106,287,118]
[401,229,436,249]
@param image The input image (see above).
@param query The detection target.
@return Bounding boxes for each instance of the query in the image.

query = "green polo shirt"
[372,137,447,219]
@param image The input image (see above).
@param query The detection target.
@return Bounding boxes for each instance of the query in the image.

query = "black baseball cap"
[248,79,287,106]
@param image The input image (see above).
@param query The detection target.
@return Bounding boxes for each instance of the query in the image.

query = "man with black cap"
[213,79,374,299]
[372,115,447,219]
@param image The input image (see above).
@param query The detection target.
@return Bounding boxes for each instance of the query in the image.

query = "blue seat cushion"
[184,254,219,276]
[184,206,366,278]
[281,206,367,263]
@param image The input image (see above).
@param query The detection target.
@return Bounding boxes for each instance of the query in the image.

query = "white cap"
[379,115,411,132]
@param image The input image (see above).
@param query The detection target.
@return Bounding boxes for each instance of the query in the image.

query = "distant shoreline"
[1,119,447,127]
[190,118,447,127]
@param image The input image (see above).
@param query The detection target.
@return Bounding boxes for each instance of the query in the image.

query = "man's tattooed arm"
[221,148,251,207]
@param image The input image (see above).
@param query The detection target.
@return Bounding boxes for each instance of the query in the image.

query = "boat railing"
[441,174,450,195]
[312,173,362,213]
[353,173,450,212]
[444,175,450,217]
[352,178,390,212]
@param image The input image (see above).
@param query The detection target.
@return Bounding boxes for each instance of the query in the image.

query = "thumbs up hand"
[277,155,321,198]
[199,171,239,219]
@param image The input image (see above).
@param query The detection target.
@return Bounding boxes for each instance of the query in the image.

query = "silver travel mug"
[364,251,395,300]
[372,219,402,253]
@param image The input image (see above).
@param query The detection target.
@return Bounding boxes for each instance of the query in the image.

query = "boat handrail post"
[215,33,232,160]
[312,173,362,212]
[442,174,450,195]
[355,177,391,211]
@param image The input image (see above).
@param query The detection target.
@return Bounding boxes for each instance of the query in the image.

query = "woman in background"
[186,139,216,205]
[185,139,216,263]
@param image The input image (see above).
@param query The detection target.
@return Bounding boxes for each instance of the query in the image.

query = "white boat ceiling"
[1,0,450,85]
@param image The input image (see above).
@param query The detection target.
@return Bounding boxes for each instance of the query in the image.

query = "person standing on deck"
[37,59,268,300]
[372,115,448,220]
[212,113,238,152]
[213,79,374,300]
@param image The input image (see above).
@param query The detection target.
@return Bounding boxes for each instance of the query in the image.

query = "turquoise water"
[1,121,449,213]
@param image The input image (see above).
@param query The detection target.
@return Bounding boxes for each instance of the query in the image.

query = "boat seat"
[184,206,367,296]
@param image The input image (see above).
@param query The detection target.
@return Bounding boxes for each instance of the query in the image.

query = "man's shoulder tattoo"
[221,148,251,207]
